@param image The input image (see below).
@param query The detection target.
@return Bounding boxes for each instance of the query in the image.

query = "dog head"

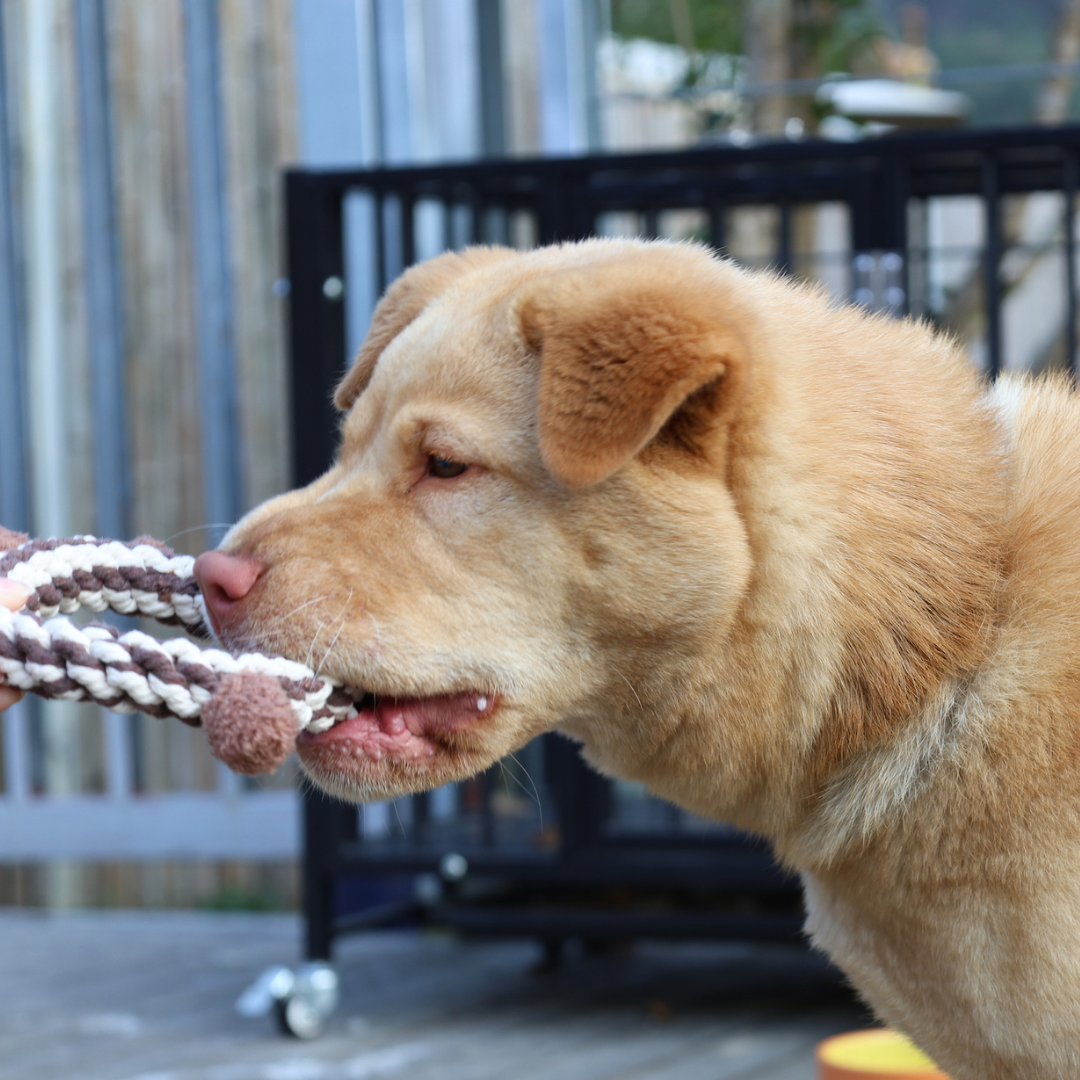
[199,240,757,803]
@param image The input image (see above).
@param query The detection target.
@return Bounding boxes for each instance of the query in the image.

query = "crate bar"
[374,187,387,294]
[411,791,428,847]
[286,167,352,961]
[777,201,792,273]
[304,788,357,960]
[1065,151,1078,377]
[334,844,794,890]
[982,153,1003,378]
[401,191,415,268]
[286,174,347,489]
[469,185,483,245]
[295,125,1080,204]
[710,202,726,254]
[441,189,454,252]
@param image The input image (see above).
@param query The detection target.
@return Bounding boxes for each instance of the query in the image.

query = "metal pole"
[982,154,1003,378]
[1065,152,1078,378]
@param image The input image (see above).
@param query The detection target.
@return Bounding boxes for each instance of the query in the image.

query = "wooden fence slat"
[75,0,130,542]
[183,0,241,546]
[219,0,295,510]
[0,0,29,534]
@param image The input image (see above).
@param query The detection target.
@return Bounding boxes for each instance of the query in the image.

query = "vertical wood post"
[74,0,130,543]
[184,0,241,549]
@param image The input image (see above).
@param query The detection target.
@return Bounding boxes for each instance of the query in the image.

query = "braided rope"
[0,536,210,633]
[0,537,354,733]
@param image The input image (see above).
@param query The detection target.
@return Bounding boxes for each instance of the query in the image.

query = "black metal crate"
[288,124,1080,960]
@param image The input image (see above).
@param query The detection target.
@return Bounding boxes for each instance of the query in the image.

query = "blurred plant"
[608,0,886,136]
[610,0,742,54]
[610,0,883,73]
[794,0,884,77]
[201,884,286,912]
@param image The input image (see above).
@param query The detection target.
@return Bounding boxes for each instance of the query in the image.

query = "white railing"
[0,701,298,860]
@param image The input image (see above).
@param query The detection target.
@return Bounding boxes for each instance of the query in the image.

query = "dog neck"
[570,296,1010,869]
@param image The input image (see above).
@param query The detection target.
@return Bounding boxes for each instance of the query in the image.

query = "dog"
[194,238,1080,1079]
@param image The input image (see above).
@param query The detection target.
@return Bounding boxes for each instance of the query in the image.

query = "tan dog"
[197,239,1080,1079]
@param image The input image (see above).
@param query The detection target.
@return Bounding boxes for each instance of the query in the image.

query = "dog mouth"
[296,689,498,764]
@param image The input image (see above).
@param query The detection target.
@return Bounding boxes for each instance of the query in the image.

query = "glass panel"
[414,198,446,263]
[724,205,779,270]
[596,210,642,238]
[449,202,473,249]
[480,205,509,246]
[509,209,538,250]
[907,195,985,363]
[790,202,851,300]
[908,193,1074,376]
[658,208,709,243]
[1000,191,1068,374]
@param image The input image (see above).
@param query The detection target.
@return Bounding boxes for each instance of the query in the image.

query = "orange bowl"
[817,1029,950,1080]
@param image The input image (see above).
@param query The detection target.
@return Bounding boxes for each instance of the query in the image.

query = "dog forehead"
[340,283,534,455]
[340,237,686,448]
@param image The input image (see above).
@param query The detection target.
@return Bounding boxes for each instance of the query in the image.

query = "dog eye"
[428,455,468,479]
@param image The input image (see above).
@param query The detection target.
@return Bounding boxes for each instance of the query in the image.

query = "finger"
[0,578,30,612]
[0,685,22,711]
[0,580,30,711]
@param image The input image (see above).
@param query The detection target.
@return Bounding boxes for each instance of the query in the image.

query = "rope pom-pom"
[0,528,29,553]
[202,670,298,775]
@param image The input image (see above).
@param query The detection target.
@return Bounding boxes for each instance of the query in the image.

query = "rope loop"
[0,536,355,732]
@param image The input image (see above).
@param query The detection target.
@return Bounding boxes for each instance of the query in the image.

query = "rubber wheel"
[273,994,326,1039]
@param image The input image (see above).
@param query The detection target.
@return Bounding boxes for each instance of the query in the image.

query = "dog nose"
[194,550,263,635]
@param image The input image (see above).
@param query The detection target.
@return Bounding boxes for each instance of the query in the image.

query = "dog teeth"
[476,696,487,711]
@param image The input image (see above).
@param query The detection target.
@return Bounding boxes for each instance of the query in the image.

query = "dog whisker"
[164,523,236,545]
[503,751,544,832]
[264,593,334,630]
[316,590,354,678]
[304,619,328,670]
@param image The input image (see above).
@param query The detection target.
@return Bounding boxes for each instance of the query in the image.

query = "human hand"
[0,578,30,711]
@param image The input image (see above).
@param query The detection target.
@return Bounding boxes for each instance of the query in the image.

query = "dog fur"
[216,239,1080,1079]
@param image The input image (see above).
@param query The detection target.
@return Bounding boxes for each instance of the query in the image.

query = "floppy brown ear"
[518,250,749,487]
[334,245,518,411]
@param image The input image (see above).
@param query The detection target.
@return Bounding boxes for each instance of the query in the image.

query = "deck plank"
[0,911,870,1079]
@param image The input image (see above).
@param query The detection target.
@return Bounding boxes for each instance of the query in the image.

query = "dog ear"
[334,246,518,411]
[518,251,749,487]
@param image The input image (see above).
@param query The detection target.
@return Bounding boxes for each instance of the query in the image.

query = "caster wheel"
[273,963,340,1039]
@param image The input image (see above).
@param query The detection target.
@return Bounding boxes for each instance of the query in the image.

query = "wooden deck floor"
[0,911,871,1080]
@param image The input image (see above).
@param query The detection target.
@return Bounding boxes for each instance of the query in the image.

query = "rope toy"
[0,528,355,774]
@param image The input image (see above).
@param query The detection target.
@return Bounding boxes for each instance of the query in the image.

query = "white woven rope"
[3,537,208,627]
[0,536,353,733]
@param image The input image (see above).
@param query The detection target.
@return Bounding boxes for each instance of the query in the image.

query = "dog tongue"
[372,692,489,737]
[303,691,493,763]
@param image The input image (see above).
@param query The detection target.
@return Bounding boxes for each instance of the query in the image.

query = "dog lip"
[297,690,499,764]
